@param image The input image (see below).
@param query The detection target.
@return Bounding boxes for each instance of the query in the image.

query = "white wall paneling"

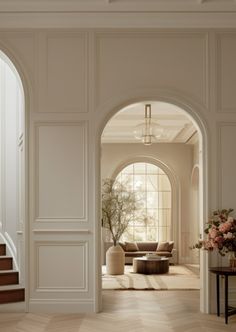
[0,32,36,85]
[95,32,209,108]
[34,122,88,223]
[1,28,236,314]
[34,241,88,291]
[37,32,88,113]
[216,32,236,113]
[217,122,236,208]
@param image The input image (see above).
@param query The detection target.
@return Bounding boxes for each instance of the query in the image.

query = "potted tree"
[102,178,137,275]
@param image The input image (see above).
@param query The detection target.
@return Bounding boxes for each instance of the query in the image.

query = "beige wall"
[0,28,235,312]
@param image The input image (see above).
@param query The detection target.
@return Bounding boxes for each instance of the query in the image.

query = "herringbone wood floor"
[0,290,236,331]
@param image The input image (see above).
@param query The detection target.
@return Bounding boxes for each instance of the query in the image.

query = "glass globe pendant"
[133,104,163,145]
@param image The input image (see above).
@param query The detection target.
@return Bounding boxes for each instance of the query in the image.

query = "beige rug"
[102,264,200,290]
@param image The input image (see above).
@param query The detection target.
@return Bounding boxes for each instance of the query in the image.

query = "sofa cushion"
[136,242,158,251]
[119,242,126,251]
[156,241,170,252]
[168,241,174,252]
[125,242,139,252]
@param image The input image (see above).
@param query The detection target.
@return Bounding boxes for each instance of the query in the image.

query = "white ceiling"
[102,101,198,144]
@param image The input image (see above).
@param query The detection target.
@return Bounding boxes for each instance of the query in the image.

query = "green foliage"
[102,178,138,246]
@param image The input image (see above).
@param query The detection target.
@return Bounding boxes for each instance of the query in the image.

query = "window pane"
[134,163,146,174]
[158,209,171,226]
[158,174,171,191]
[134,227,146,241]
[147,175,157,191]
[122,164,134,174]
[159,192,171,208]
[147,227,158,241]
[115,162,172,243]
[134,175,146,191]
[147,163,158,174]
[147,192,158,209]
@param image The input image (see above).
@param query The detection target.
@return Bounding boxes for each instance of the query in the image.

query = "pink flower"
[209,227,218,239]
[223,232,234,239]
[215,236,224,244]
[219,221,232,233]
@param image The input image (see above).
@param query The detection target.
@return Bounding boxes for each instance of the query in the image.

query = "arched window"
[116,162,171,242]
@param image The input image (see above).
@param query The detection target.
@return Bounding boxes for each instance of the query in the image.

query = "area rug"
[102,264,200,290]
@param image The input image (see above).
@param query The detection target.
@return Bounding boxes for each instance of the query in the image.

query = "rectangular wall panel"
[35,122,87,222]
[217,33,236,113]
[219,123,236,207]
[95,32,208,107]
[38,32,88,113]
[36,242,88,291]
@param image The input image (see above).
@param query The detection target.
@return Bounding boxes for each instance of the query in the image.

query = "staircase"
[0,243,25,304]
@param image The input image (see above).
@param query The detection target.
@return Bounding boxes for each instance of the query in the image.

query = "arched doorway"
[0,50,27,308]
[98,99,208,313]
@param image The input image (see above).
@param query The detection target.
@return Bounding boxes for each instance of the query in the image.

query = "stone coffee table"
[133,257,169,274]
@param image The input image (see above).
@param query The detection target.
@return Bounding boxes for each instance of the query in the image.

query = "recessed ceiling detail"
[102,102,198,144]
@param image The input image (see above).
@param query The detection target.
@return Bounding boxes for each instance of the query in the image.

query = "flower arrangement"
[192,208,236,256]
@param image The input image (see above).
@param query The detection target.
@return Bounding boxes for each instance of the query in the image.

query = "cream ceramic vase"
[106,244,125,275]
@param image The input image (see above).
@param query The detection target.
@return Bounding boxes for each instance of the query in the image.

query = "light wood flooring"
[0,290,236,331]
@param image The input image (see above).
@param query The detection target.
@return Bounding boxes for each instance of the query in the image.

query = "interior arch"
[0,49,27,310]
[99,98,209,313]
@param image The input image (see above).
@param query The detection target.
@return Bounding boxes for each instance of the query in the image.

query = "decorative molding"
[216,32,236,113]
[34,121,88,223]
[34,218,88,224]
[1,12,236,29]
[216,121,236,207]
[37,31,88,113]
[0,0,236,13]
[94,31,209,109]
[29,298,94,313]
[34,241,88,292]
[33,229,91,234]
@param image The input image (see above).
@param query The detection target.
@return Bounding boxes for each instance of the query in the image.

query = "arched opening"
[0,50,27,308]
[98,99,208,313]
[115,161,172,243]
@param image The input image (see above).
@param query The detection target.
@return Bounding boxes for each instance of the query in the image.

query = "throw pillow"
[168,241,174,252]
[156,241,169,252]
[125,242,138,252]
[119,242,126,251]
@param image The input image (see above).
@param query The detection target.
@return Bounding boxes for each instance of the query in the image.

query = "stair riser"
[0,272,19,286]
[0,289,25,304]
[0,257,13,270]
[0,244,6,256]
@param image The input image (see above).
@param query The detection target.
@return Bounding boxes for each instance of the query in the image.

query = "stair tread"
[0,270,18,274]
[0,256,12,259]
[0,285,24,291]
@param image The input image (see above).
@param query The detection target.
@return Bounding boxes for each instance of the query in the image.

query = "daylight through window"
[116,162,171,242]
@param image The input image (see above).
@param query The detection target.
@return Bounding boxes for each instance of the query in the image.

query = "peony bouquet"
[192,208,236,256]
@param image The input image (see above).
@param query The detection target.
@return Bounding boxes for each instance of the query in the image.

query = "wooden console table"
[209,267,236,324]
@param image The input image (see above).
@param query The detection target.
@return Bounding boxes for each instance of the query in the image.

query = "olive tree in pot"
[102,178,137,275]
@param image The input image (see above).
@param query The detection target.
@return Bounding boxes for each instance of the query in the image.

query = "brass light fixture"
[133,104,163,145]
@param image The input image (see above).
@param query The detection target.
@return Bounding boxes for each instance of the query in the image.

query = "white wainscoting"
[34,122,88,223]
[35,241,88,291]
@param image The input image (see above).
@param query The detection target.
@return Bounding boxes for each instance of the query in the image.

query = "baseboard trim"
[28,298,95,313]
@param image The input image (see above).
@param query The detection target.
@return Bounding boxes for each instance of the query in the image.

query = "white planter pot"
[106,245,125,275]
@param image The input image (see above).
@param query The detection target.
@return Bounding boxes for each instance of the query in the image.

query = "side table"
[209,267,236,324]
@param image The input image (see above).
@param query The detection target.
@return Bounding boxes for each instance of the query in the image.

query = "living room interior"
[101,101,201,291]
[1,1,236,329]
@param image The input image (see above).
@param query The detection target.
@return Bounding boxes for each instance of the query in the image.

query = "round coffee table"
[133,257,169,274]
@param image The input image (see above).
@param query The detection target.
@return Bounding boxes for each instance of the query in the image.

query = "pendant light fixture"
[133,104,163,145]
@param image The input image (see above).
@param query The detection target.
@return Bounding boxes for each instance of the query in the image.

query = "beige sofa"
[104,241,177,265]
